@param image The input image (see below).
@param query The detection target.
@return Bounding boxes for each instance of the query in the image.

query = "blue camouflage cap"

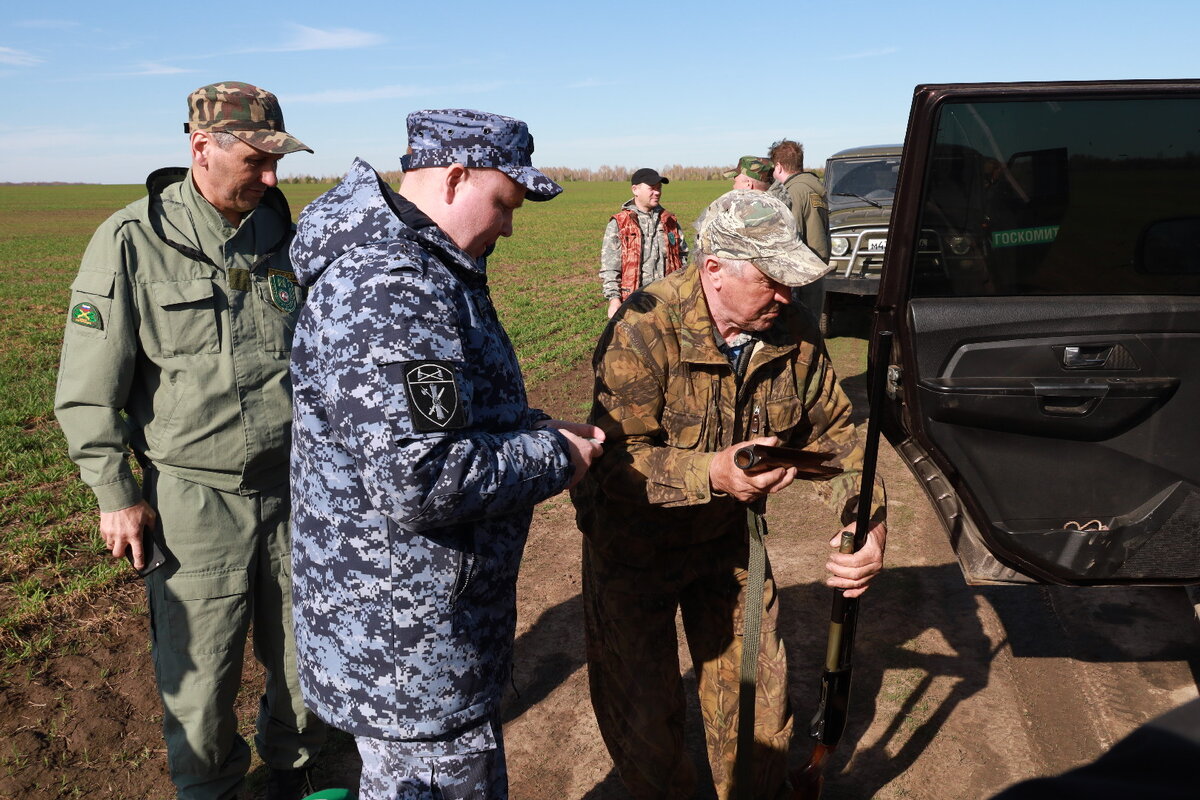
[400,109,563,202]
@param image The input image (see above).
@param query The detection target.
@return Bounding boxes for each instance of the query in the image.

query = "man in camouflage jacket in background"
[573,190,887,800]
[288,109,603,800]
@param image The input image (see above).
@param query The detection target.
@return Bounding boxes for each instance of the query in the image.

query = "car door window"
[912,97,1200,297]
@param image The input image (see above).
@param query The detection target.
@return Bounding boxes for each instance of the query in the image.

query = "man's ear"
[190,131,212,168]
[443,164,468,204]
[703,255,724,287]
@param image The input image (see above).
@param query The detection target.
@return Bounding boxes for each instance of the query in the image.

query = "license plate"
[865,237,887,252]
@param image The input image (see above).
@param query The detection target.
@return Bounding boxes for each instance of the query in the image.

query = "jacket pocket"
[660,406,704,450]
[765,397,808,439]
[254,276,300,355]
[151,279,220,357]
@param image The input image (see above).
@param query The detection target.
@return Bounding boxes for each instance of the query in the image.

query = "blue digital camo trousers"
[355,716,507,800]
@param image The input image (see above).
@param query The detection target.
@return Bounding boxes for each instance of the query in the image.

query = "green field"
[0,177,744,661]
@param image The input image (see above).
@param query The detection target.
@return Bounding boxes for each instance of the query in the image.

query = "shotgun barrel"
[733,444,842,478]
[793,330,893,800]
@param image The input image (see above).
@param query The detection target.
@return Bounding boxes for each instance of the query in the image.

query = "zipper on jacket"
[712,374,723,449]
[450,551,477,607]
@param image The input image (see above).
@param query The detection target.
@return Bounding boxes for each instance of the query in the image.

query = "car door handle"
[916,377,1178,439]
[1062,345,1113,369]
[1033,383,1108,416]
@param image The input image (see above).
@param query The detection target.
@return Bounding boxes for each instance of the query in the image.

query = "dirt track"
[2,345,1197,799]
[506,355,1200,799]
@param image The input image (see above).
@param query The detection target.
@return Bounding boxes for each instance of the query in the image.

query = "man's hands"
[99,500,156,571]
[606,298,622,319]
[538,419,605,488]
[826,521,887,598]
[709,436,798,503]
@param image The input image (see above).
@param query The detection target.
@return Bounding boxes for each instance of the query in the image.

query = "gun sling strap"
[736,506,767,798]
[732,337,764,799]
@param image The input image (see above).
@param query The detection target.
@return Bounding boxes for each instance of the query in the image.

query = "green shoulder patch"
[71,302,103,330]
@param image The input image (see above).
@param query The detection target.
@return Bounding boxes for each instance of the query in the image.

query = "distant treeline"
[278,164,798,185]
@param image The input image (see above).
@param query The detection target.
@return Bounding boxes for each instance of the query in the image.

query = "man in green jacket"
[768,138,831,323]
[574,190,886,800]
[54,81,326,800]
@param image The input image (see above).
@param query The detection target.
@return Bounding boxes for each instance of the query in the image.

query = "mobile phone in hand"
[124,526,167,577]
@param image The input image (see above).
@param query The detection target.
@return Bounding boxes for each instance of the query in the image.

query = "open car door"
[874,80,1200,586]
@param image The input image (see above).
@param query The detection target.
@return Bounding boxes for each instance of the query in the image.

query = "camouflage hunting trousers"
[582,531,793,800]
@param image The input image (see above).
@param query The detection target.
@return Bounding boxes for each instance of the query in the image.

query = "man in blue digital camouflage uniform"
[289,109,604,800]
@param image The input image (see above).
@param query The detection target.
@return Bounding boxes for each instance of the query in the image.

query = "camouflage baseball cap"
[400,109,563,202]
[184,81,312,155]
[721,156,774,183]
[696,190,832,287]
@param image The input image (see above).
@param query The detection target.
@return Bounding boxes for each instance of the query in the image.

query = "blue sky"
[2,1,1196,184]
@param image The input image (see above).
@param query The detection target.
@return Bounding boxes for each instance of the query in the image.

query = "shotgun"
[793,329,892,800]
[733,444,843,479]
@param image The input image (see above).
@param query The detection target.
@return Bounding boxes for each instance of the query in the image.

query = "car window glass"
[912,97,1200,297]
[828,157,901,206]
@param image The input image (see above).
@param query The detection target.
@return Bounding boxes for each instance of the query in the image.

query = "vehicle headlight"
[947,235,972,256]
[831,236,850,257]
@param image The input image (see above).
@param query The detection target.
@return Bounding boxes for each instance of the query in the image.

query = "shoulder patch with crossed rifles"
[402,360,467,432]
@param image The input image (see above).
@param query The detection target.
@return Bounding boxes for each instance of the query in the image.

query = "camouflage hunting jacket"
[54,167,301,512]
[572,264,882,566]
[600,199,689,300]
[288,158,573,741]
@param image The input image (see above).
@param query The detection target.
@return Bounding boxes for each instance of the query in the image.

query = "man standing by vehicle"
[574,190,886,800]
[724,155,774,191]
[600,167,689,318]
[769,138,831,321]
[288,109,603,799]
[54,81,326,800]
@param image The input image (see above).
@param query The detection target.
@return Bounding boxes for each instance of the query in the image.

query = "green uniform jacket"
[771,171,831,262]
[54,168,302,512]
[572,265,883,567]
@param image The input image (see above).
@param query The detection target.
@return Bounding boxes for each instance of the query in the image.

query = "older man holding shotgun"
[573,189,887,800]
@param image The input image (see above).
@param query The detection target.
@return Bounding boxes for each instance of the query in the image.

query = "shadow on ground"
[502,556,1199,799]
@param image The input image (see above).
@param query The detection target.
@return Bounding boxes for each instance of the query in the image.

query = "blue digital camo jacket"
[288,158,573,742]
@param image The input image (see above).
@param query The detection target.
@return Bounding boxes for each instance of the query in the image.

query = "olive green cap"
[184,81,312,155]
[696,190,831,287]
[721,156,773,183]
